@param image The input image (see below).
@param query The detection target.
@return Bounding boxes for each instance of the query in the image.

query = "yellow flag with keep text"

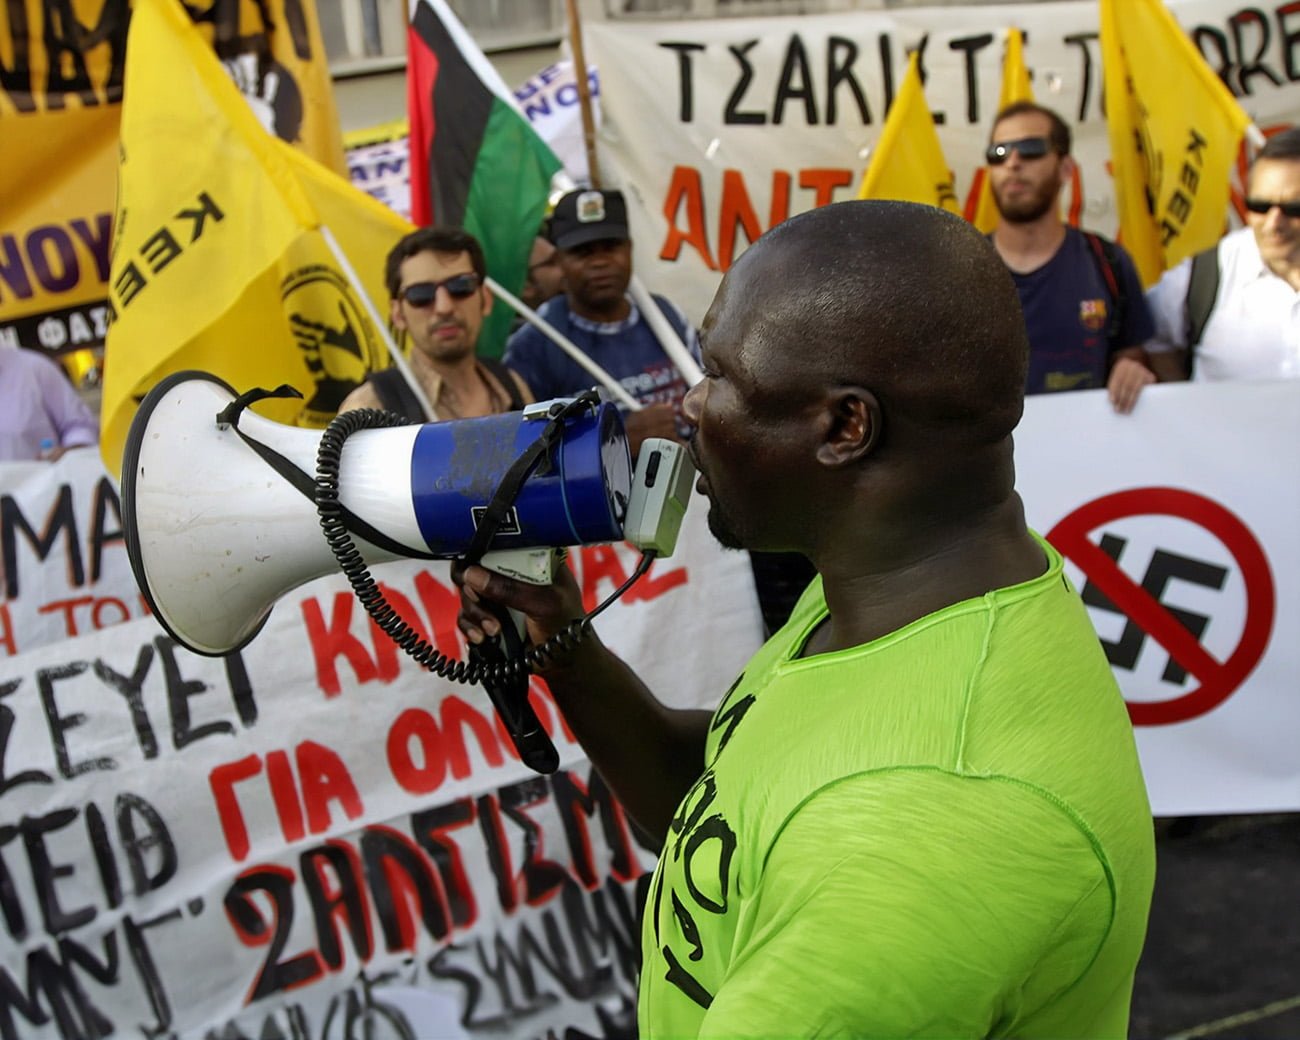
[969,29,1034,234]
[0,0,346,356]
[1099,0,1251,286]
[858,52,959,213]
[101,0,410,475]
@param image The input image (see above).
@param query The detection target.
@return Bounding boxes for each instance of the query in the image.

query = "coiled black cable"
[314,406,654,686]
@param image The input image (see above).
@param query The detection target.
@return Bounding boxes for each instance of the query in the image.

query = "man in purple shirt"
[0,346,99,461]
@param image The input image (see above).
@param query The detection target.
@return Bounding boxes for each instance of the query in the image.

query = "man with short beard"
[338,226,532,421]
[988,102,1157,413]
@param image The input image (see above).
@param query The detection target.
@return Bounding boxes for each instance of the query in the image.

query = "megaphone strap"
[461,391,601,567]
[228,401,437,562]
[214,383,303,427]
[310,394,655,775]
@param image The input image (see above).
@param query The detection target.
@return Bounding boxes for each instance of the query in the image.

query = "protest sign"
[3,377,1299,1036]
[586,0,1300,322]
[345,121,414,222]
[0,0,345,357]
[1018,379,1300,815]
[514,61,602,185]
[0,471,763,1037]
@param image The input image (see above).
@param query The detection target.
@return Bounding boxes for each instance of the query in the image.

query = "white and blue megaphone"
[119,371,694,773]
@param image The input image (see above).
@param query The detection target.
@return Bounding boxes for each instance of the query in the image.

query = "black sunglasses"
[399,274,480,307]
[1244,197,1300,218]
[985,136,1054,166]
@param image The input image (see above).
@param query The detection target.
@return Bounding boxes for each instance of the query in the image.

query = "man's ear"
[390,297,407,331]
[480,284,494,317]
[1060,153,1077,183]
[815,387,881,468]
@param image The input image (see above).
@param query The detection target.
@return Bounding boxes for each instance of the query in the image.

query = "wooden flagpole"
[565,0,601,187]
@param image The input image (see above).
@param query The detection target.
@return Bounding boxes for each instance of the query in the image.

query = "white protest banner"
[0,452,141,658]
[1018,379,1300,816]
[5,374,1298,1036]
[344,122,414,223]
[0,486,763,1038]
[586,0,1300,323]
[514,62,602,186]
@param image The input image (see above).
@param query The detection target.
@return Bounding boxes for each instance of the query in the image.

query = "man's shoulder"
[338,383,378,414]
[644,292,696,335]
[5,347,59,376]
[648,292,688,319]
[1066,225,1138,267]
[1216,224,1258,265]
[505,297,573,356]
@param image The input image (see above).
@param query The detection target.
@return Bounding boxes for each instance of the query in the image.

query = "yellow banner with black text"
[0,0,345,355]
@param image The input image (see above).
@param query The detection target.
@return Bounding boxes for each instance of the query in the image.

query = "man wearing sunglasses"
[338,226,532,421]
[1144,128,1300,382]
[987,103,1158,413]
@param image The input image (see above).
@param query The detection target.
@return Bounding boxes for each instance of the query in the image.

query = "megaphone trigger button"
[643,450,662,488]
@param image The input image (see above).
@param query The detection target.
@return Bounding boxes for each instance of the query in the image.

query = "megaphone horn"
[120,371,633,658]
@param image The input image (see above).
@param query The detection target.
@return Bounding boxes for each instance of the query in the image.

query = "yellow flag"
[255,0,349,175]
[858,53,959,213]
[101,0,410,474]
[1100,0,1251,286]
[970,29,1035,234]
[0,0,346,356]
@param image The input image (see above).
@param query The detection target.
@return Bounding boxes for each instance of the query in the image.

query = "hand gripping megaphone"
[119,371,694,773]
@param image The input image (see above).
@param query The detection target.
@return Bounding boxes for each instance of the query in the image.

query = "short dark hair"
[1257,127,1300,163]
[992,102,1072,157]
[744,201,1028,447]
[385,226,486,297]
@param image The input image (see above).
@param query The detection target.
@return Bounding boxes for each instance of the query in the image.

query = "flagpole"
[628,277,704,386]
[487,277,641,410]
[565,0,600,188]
[319,223,438,422]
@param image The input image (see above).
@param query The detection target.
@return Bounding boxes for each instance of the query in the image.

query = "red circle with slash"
[1046,487,1275,726]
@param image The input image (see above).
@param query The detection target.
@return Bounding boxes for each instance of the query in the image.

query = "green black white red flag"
[407,0,562,357]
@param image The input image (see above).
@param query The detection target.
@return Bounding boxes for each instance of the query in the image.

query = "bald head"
[721,200,1029,449]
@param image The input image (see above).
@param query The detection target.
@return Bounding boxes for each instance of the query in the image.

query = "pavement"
[1129,813,1300,1039]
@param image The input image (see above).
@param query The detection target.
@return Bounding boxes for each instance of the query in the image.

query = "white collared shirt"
[1145,226,1300,381]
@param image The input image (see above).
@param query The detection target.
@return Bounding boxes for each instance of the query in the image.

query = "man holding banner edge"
[1143,128,1300,383]
[459,200,1155,1037]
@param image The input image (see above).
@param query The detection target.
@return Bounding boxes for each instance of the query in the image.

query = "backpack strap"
[1184,245,1222,378]
[1083,231,1128,351]
[481,357,525,411]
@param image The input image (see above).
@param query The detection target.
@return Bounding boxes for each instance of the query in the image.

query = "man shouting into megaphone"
[456,200,1155,1039]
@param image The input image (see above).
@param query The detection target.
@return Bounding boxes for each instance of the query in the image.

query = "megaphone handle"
[469,601,561,774]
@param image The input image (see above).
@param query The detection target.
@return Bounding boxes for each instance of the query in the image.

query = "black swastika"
[1080,534,1229,684]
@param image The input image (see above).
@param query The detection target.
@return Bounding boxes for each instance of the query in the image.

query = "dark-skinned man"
[506,187,814,635]
[459,201,1155,1037]
[502,188,697,458]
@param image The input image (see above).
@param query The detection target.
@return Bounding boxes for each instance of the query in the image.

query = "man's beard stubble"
[993,178,1060,225]
[705,500,745,551]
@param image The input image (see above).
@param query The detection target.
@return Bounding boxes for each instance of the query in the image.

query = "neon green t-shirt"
[639,541,1155,1038]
